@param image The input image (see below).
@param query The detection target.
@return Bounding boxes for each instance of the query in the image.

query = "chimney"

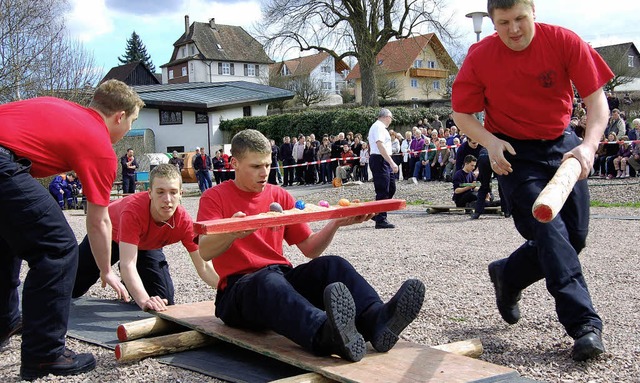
[209,18,216,29]
[184,15,190,35]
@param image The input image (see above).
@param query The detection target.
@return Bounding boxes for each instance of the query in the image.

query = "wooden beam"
[431,338,483,358]
[117,317,187,342]
[115,330,216,363]
[532,157,581,223]
[270,372,337,383]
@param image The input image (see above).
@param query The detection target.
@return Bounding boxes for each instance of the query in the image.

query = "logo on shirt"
[538,70,557,88]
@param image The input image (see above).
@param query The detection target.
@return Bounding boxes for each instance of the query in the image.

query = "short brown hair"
[90,79,145,118]
[488,0,534,17]
[150,163,182,189]
[230,129,271,160]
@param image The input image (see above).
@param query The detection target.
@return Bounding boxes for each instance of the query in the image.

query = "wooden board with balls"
[193,198,407,235]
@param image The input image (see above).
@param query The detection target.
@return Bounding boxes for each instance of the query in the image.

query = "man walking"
[367,108,398,229]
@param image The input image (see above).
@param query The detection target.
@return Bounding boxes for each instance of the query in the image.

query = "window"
[218,62,235,75]
[181,47,186,57]
[190,45,195,55]
[168,70,174,79]
[159,110,182,125]
[321,65,332,73]
[427,61,436,69]
[378,59,384,65]
[414,60,423,68]
[167,146,185,153]
[389,80,396,89]
[433,81,441,90]
[254,64,259,77]
[322,81,332,90]
[243,106,251,117]
[281,66,291,76]
[245,64,256,76]
[195,112,208,124]
[629,55,635,68]
[181,66,187,77]
[410,79,418,88]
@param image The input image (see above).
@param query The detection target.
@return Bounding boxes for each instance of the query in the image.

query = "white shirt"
[368,120,391,155]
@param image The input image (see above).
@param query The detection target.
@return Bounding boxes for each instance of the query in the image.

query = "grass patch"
[590,201,640,208]
[448,317,467,323]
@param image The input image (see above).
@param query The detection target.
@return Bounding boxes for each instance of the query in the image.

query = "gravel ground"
[2,177,639,382]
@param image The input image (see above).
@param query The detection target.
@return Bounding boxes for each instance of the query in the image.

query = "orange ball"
[338,198,350,206]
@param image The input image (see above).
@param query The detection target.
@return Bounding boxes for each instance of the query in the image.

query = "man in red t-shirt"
[0,80,144,380]
[197,129,425,362]
[72,164,218,312]
[452,0,612,361]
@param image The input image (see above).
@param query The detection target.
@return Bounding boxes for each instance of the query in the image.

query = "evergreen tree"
[118,31,155,72]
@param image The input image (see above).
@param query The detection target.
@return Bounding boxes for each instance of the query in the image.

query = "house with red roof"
[346,33,458,103]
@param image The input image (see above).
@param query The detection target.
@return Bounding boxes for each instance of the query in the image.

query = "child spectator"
[612,136,632,178]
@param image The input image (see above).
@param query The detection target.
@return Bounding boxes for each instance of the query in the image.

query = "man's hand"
[100,271,130,302]
[334,213,376,228]
[227,212,257,239]
[565,144,596,180]
[391,163,399,173]
[140,296,169,312]
[487,137,516,175]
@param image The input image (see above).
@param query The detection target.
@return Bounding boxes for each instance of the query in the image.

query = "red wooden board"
[193,199,406,235]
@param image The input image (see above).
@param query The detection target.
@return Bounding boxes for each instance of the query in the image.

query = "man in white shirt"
[367,108,398,229]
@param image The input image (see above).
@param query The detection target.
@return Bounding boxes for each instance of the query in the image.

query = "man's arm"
[86,202,130,301]
[452,112,516,175]
[567,88,609,179]
[198,212,256,261]
[375,141,399,173]
[296,214,375,259]
[188,250,219,288]
[118,242,168,311]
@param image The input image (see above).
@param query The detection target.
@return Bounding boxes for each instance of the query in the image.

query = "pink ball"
[318,200,330,208]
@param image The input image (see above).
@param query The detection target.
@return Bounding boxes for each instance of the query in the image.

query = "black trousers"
[369,154,396,223]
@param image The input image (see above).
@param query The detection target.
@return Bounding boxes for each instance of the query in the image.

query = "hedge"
[219,106,453,141]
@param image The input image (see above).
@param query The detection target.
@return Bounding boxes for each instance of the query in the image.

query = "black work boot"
[317,282,366,362]
[0,317,22,349]
[371,279,425,353]
[20,348,96,381]
[488,259,522,324]
[571,326,605,362]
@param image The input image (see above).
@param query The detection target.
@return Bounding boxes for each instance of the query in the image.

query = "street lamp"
[465,11,489,42]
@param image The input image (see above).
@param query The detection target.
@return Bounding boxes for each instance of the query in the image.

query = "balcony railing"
[409,68,449,78]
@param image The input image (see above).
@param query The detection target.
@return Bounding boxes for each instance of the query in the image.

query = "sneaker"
[0,318,22,349]
[322,283,366,362]
[410,177,418,185]
[20,348,96,381]
[371,279,425,352]
[375,221,395,229]
[488,259,522,324]
[470,212,480,220]
[571,327,605,361]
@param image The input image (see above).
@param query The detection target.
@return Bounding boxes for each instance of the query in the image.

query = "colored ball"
[352,199,361,203]
[295,200,306,210]
[338,198,350,206]
[269,202,284,213]
[318,200,330,208]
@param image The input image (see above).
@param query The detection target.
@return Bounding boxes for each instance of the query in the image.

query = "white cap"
[195,147,200,150]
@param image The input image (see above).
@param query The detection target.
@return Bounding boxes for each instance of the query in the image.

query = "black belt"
[0,145,16,161]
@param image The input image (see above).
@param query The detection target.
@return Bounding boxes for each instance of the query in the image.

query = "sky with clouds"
[65,0,640,75]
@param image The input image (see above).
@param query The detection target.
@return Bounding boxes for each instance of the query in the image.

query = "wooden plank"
[270,372,337,383]
[117,316,188,342]
[155,301,516,383]
[194,199,406,235]
[115,329,216,363]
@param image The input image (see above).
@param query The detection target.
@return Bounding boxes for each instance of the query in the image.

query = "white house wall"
[162,60,269,84]
[310,56,336,94]
[132,104,269,154]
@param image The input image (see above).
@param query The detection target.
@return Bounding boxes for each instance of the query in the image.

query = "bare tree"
[257,0,458,107]
[596,44,640,91]
[288,76,328,107]
[0,0,100,104]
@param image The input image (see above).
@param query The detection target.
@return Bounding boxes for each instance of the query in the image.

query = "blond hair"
[150,163,182,189]
[230,129,271,160]
[89,79,145,118]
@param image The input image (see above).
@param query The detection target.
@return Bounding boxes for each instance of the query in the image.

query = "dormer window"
[217,44,222,50]
[378,59,384,65]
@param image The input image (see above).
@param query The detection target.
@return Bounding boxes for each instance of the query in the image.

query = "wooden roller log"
[117,317,187,342]
[532,157,582,223]
[431,338,483,358]
[115,330,216,363]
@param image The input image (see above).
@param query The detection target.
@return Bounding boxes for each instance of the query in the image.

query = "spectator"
[601,132,619,179]
[212,150,225,185]
[445,113,456,129]
[408,128,424,181]
[606,91,619,111]
[443,137,460,181]
[193,147,213,192]
[446,126,460,146]
[612,136,632,178]
[430,138,449,181]
[452,155,478,207]
[358,141,370,181]
[627,120,640,176]
[336,144,355,182]
[192,147,202,185]
[331,133,346,179]
[623,92,633,105]
[431,115,442,130]
[120,148,138,194]
[48,173,66,209]
[268,139,281,185]
[401,131,412,180]
[605,109,625,138]
[64,171,83,210]
[592,134,607,177]
[390,132,402,180]
[455,139,482,172]
[280,136,295,187]
[303,139,317,185]
[317,136,332,184]
[168,151,184,173]
[293,135,306,185]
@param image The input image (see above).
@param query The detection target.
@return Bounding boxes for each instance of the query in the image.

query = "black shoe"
[571,327,605,361]
[371,279,425,353]
[322,282,366,362]
[20,348,96,381]
[488,259,522,324]
[470,213,480,220]
[375,221,395,229]
[0,318,22,349]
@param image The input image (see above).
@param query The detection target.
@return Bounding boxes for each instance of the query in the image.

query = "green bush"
[219,106,453,141]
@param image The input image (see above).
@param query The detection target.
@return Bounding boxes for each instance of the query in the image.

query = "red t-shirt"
[0,97,117,206]
[452,23,613,140]
[110,192,198,252]
[197,180,313,289]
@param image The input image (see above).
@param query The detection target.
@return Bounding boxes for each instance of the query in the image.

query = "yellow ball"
[338,198,350,206]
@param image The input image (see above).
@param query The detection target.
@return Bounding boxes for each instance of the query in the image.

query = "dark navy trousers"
[215,256,383,352]
[72,236,175,305]
[369,154,396,223]
[475,148,510,215]
[0,156,77,363]
[496,129,602,337]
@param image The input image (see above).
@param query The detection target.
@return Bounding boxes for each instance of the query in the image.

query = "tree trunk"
[359,52,379,107]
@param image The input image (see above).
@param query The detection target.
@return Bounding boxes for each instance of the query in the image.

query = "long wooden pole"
[532,157,582,223]
[431,338,483,358]
[115,330,216,363]
[117,317,186,342]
